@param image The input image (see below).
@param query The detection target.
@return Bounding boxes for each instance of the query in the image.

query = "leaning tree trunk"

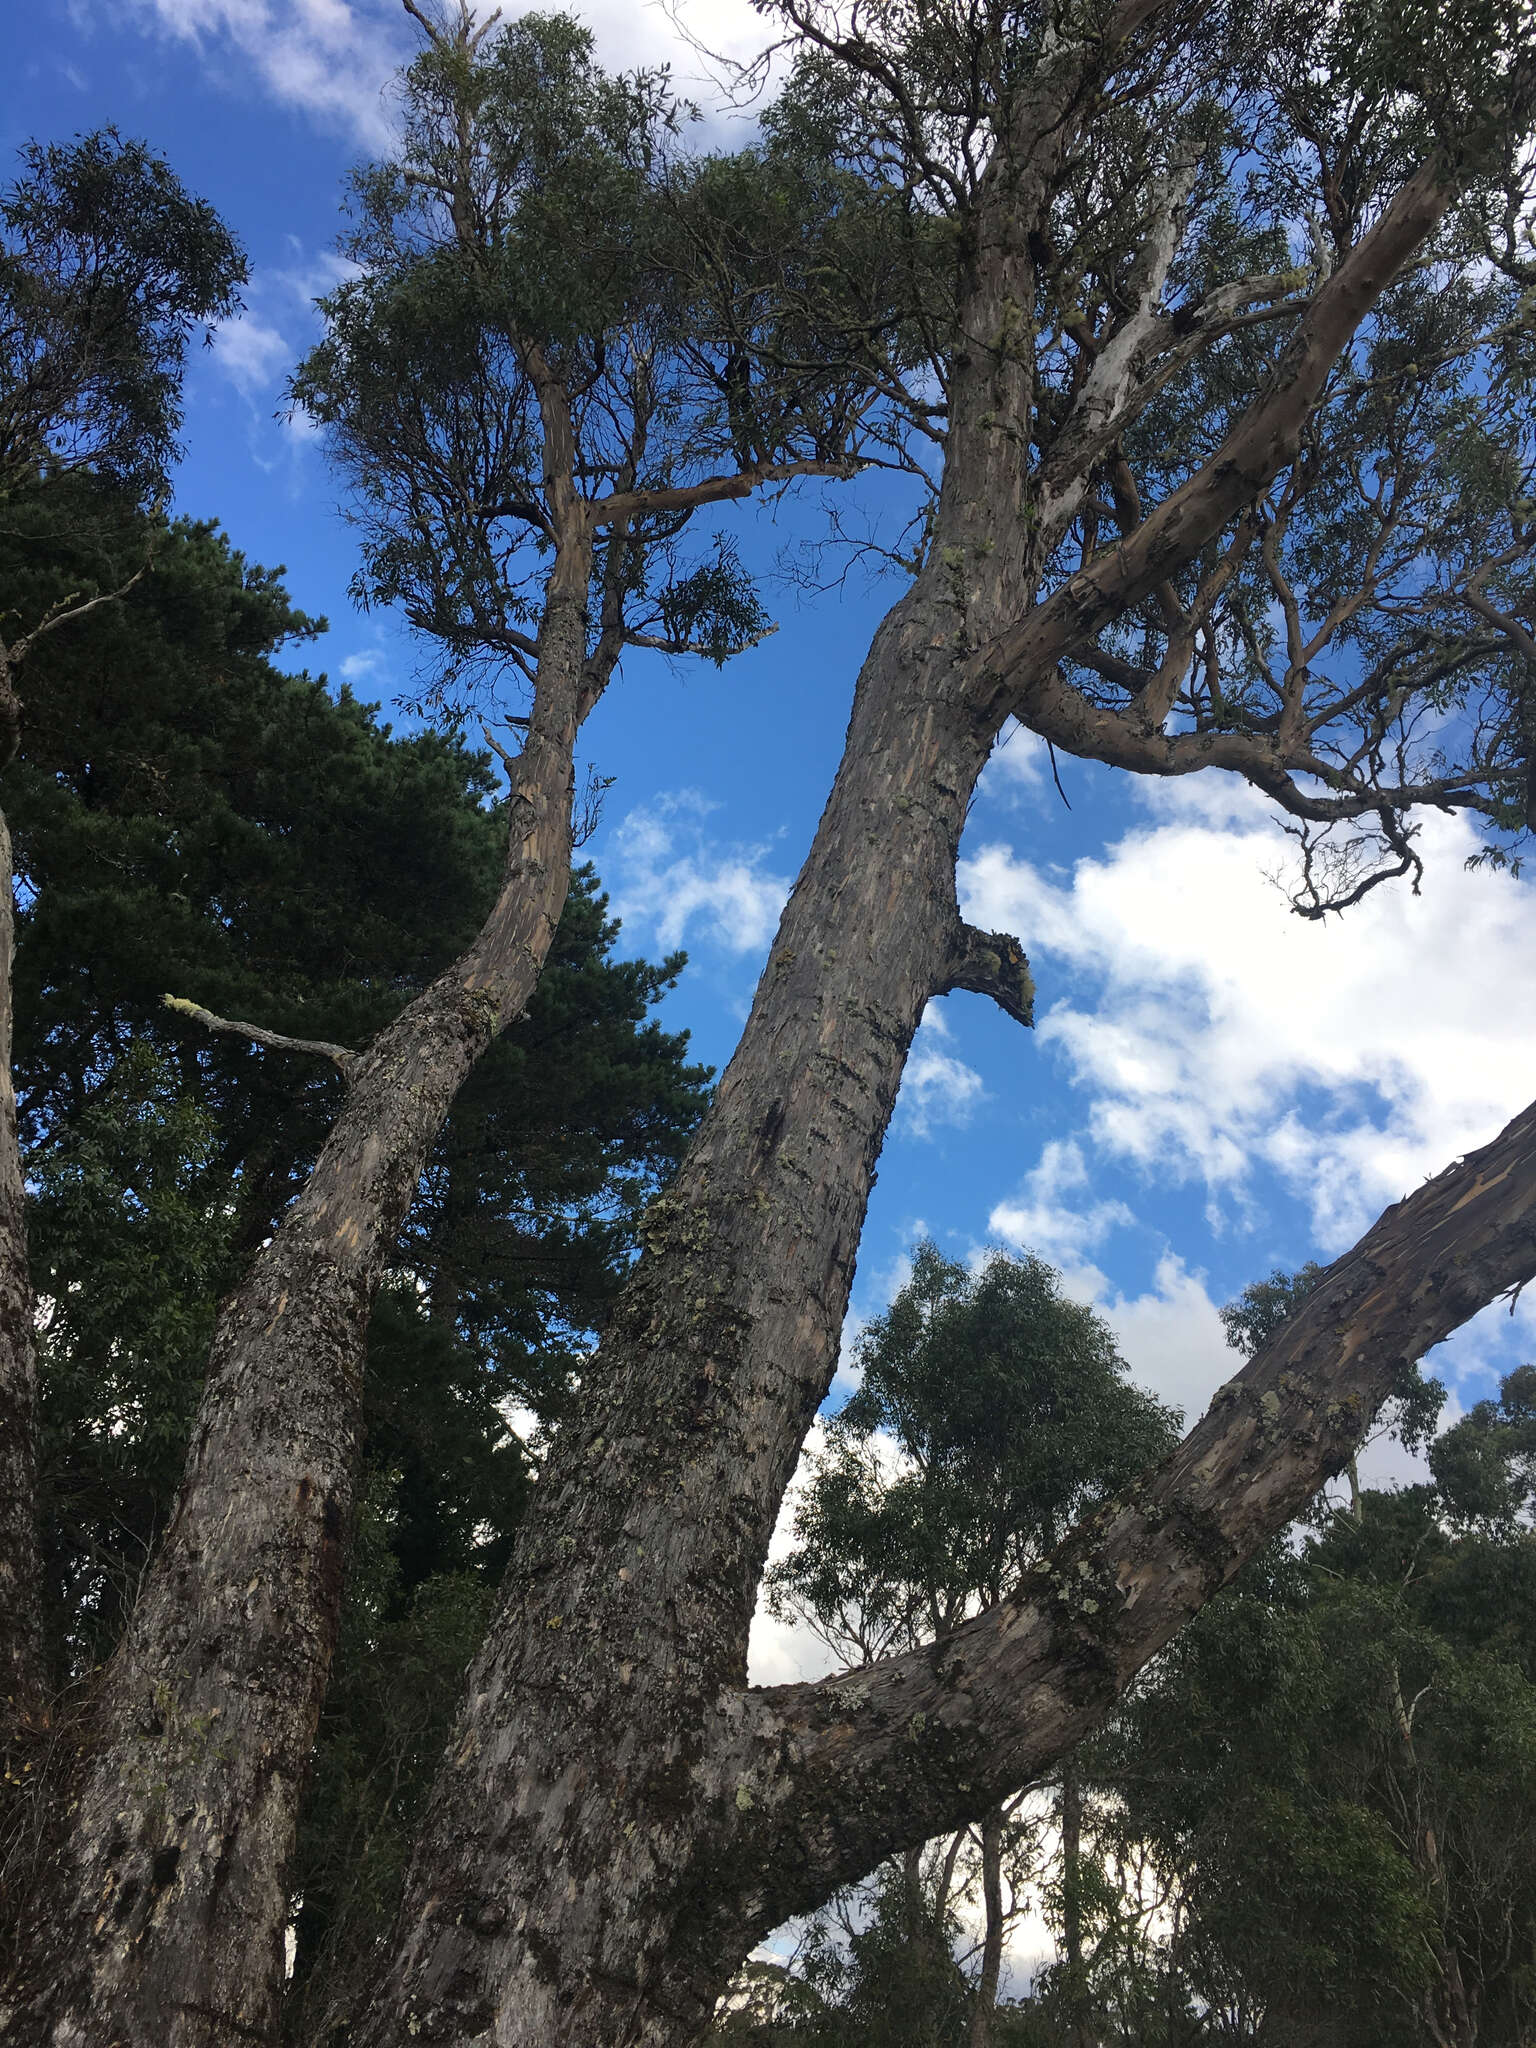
[0,564,591,2048]
[347,134,1521,2048]
[353,571,1018,2047]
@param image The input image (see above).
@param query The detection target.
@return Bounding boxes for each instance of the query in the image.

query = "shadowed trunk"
[0,562,590,2048]
[0,800,45,1746]
[968,1810,1006,2048]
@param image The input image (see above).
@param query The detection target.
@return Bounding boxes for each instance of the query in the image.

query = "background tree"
[0,127,243,1739]
[0,496,710,1991]
[763,1244,1178,2047]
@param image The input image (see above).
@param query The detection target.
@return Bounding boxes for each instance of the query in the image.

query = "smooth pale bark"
[0,562,590,2048]
[351,134,1515,2048]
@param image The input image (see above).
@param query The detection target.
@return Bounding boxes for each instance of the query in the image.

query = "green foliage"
[0,129,245,503]
[31,1041,233,1667]
[1091,1446,1536,2044]
[772,1242,1180,1654]
[3,485,713,2015]
[752,1243,1179,2044]
[292,9,914,717]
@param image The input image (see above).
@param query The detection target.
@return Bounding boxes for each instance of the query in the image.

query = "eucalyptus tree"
[767,1244,1177,2046]
[9,0,1536,2042]
[343,1,1536,2041]
[0,6,903,2040]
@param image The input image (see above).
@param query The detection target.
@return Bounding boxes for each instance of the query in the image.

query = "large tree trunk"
[0,566,590,2048]
[354,578,1007,2048]
[346,120,1496,2048]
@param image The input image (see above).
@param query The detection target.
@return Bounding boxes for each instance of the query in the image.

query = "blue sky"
[11,0,1536,1568]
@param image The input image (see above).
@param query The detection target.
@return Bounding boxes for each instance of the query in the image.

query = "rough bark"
[0,556,591,2048]
[0,802,46,1744]
[349,124,1490,2048]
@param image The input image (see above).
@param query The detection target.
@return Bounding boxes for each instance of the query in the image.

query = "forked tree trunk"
[354,580,1009,2047]
[0,570,590,2048]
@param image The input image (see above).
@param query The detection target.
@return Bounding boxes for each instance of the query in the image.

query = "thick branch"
[732,1091,1536,1924]
[588,457,858,526]
[161,995,357,1078]
[936,923,1035,1029]
[975,153,1463,735]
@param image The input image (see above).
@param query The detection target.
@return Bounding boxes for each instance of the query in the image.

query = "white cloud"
[111,0,406,143]
[107,0,776,143]
[961,799,1536,1252]
[977,718,1051,801]
[604,791,790,957]
[894,1004,987,1139]
[747,1421,846,1687]
[987,1137,1134,1290]
[212,314,291,399]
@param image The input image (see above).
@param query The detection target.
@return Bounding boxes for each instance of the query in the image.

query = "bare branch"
[161,996,357,1078]
[588,457,861,527]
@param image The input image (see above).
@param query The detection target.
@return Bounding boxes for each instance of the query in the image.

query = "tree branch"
[588,457,859,526]
[162,996,357,1078]
[727,1090,1536,1929]
[936,923,1035,1029]
[975,151,1465,735]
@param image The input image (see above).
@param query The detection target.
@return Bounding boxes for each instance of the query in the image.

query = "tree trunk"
[346,119,1507,2048]
[0,569,590,2048]
[1059,1758,1092,2048]
[1391,1667,1478,2048]
[967,1810,1005,2048]
[353,575,1005,2048]
[0,803,46,1743]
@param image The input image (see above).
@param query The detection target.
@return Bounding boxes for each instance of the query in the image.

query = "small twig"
[1046,739,1072,810]
[162,996,356,1078]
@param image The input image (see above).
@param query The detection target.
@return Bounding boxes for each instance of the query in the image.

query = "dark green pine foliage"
[1,492,711,2014]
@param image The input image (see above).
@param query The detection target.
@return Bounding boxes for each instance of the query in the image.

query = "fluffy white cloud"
[961,792,1536,1252]
[604,791,790,957]
[109,0,775,142]
[893,1004,987,1139]
[987,1136,1134,1288]
[117,0,407,143]
[212,313,290,398]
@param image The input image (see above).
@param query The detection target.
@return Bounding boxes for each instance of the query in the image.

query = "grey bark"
[967,1811,1006,2048]
[0,549,592,2048]
[346,119,1525,2048]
